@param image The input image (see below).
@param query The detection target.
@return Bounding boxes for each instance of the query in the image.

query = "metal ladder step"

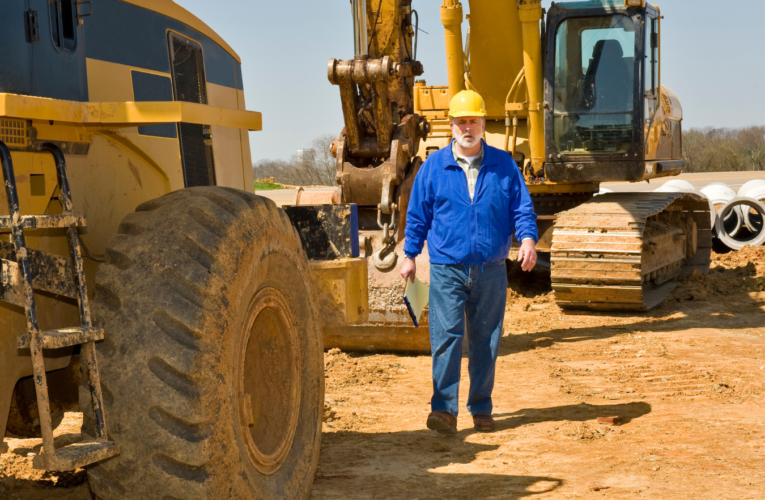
[0,214,87,229]
[17,326,104,349]
[32,441,120,471]
[0,141,117,471]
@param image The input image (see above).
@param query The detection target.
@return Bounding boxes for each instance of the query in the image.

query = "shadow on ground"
[494,401,650,430]
[314,402,649,499]
[498,258,765,357]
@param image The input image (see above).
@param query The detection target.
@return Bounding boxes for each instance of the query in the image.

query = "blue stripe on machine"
[86,0,239,90]
[235,61,244,91]
[131,71,177,139]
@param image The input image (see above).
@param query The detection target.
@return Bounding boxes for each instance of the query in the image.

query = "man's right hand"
[400,257,416,282]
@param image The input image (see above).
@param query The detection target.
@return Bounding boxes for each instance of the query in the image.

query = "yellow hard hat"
[448,90,487,118]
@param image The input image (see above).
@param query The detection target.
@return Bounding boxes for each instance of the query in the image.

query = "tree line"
[252,134,336,187]
[683,126,765,173]
[251,127,765,186]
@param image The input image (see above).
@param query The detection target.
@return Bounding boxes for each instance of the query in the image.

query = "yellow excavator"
[306,0,711,352]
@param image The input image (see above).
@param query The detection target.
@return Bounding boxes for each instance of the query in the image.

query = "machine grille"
[0,120,27,148]
[169,34,216,187]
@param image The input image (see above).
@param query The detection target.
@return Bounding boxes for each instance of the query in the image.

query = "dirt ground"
[3,248,765,499]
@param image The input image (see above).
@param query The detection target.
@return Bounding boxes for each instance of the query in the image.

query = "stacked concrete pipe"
[650,179,765,251]
[699,183,743,238]
[715,197,765,250]
[738,179,765,232]
[653,179,697,193]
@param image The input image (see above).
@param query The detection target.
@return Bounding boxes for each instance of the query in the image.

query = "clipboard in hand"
[403,276,429,327]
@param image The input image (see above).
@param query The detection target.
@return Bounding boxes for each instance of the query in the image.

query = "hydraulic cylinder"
[441,0,466,102]
[518,0,545,173]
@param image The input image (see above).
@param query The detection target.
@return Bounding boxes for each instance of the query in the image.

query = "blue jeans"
[429,261,507,417]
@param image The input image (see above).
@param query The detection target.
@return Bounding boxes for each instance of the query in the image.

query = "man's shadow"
[494,401,650,431]
[315,401,650,499]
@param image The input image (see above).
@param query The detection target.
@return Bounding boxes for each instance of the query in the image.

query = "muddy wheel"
[80,187,323,499]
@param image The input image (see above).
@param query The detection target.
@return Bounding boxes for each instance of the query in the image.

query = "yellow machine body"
[0,0,260,443]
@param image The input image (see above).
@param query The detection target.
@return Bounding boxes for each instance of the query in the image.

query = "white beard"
[453,126,481,148]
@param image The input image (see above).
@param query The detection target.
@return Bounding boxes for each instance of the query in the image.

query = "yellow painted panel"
[416,86,450,112]
[67,133,174,255]
[0,152,59,216]
[211,126,245,189]
[236,90,254,192]
[241,128,254,193]
[86,58,147,103]
[208,82,245,189]
[97,101,262,130]
[0,93,262,131]
[207,82,237,109]
[86,58,182,188]
[309,258,369,325]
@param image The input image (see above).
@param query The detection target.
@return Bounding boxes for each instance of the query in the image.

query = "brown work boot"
[472,414,496,432]
[427,411,457,434]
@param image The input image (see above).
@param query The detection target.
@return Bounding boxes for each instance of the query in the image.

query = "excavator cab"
[543,1,682,184]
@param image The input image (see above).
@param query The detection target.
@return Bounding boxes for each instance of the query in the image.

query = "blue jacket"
[404,140,538,265]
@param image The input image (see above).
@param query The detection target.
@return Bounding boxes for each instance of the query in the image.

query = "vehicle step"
[17,326,104,349]
[0,214,87,230]
[33,441,119,471]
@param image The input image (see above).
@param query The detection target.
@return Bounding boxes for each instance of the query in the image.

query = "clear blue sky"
[175,0,765,163]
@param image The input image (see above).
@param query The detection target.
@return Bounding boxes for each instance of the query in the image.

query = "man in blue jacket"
[400,90,538,433]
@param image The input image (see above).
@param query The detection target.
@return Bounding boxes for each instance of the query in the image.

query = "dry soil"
[3,249,764,499]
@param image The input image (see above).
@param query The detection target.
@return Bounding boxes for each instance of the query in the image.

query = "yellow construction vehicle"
[310,0,710,350]
[0,1,323,498]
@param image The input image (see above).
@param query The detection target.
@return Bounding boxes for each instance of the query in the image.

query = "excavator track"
[551,192,712,311]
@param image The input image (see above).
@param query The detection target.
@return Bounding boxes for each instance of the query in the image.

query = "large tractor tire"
[80,187,323,499]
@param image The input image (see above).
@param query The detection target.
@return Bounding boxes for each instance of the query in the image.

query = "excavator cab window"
[553,15,636,155]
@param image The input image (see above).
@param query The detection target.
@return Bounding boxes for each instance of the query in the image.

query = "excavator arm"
[327,0,429,270]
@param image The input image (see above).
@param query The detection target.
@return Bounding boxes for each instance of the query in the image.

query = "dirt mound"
[712,245,765,271]
[671,246,765,302]
[324,348,401,389]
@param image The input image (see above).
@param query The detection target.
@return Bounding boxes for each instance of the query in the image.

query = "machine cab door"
[547,11,639,158]
[28,0,88,101]
[643,7,661,159]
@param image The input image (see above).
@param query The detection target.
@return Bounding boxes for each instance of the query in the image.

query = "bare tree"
[311,134,338,186]
[253,133,338,187]
[737,126,765,171]
[682,127,764,173]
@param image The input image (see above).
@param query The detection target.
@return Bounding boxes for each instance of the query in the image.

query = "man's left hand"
[518,239,537,272]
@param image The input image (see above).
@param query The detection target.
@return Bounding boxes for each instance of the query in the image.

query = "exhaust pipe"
[352,0,368,58]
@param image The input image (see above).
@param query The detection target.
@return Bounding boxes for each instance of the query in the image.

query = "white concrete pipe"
[653,179,697,193]
[652,181,718,239]
[700,183,742,238]
[594,187,613,197]
[737,179,765,232]
[715,197,765,251]
[737,179,765,197]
